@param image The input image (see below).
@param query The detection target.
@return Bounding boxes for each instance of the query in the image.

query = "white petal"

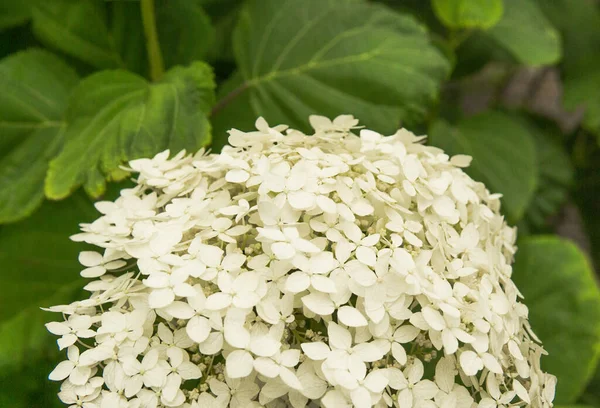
[442,329,458,354]
[164,301,195,319]
[310,275,337,293]
[316,195,337,213]
[413,379,439,400]
[422,306,446,331]
[280,366,303,390]
[459,351,483,376]
[150,228,182,256]
[393,325,421,343]
[337,306,368,327]
[302,292,334,316]
[254,357,280,378]
[48,361,75,381]
[226,350,254,378]
[481,353,503,374]
[78,251,103,267]
[46,322,70,336]
[148,288,175,309]
[178,361,203,380]
[187,316,211,343]
[327,322,352,350]
[57,334,78,350]
[352,387,373,408]
[226,169,250,183]
[205,293,232,310]
[288,191,316,210]
[272,242,296,260]
[356,246,376,267]
[364,370,388,393]
[353,343,384,362]
[351,199,374,217]
[197,244,224,267]
[513,380,531,403]
[301,342,330,361]
[281,349,301,367]
[80,266,106,278]
[285,272,311,293]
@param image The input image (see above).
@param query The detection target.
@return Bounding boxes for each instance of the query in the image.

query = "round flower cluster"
[46,115,556,408]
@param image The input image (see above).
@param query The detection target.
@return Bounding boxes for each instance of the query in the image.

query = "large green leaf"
[0,50,78,223]
[0,358,64,408]
[485,0,561,66]
[202,0,244,63]
[431,0,503,29]
[564,71,600,140]
[31,0,127,69]
[537,0,600,140]
[212,0,449,144]
[156,0,215,68]
[0,193,99,364]
[31,0,216,74]
[513,237,600,404]
[428,112,537,223]
[45,62,215,199]
[0,0,33,31]
[520,120,573,232]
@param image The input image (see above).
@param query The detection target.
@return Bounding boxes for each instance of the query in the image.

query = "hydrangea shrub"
[46,115,556,408]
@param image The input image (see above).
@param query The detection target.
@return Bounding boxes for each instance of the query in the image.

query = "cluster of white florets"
[46,115,556,408]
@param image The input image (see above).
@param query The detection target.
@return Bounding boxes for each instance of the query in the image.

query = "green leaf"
[45,62,215,199]
[520,120,573,232]
[0,358,64,408]
[0,0,33,31]
[156,0,215,69]
[429,112,537,223]
[536,0,600,140]
[485,0,561,66]
[31,0,127,69]
[431,0,503,29]
[0,50,78,223]
[535,0,600,76]
[564,71,600,140]
[202,0,244,63]
[213,0,449,142]
[513,237,600,404]
[0,193,99,365]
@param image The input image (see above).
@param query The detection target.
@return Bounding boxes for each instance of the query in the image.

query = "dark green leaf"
[513,237,600,404]
[110,1,148,76]
[535,0,600,76]
[0,0,32,31]
[212,0,449,142]
[0,358,63,408]
[520,120,573,232]
[0,50,78,223]
[537,0,600,140]
[486,0,561,66]
[0,193,99,367]
[31,0,127,69]
[202,0,243,63]
[432,0,503,29]
[156,0,215,69]
[45,62,215,199]
[564,72,600,140]
[429,112,537,223]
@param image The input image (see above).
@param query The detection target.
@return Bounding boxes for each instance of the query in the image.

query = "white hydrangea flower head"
[46,115,556,408]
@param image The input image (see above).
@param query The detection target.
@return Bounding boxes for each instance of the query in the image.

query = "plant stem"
[210,82,250,117]
[140,0,164,81]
